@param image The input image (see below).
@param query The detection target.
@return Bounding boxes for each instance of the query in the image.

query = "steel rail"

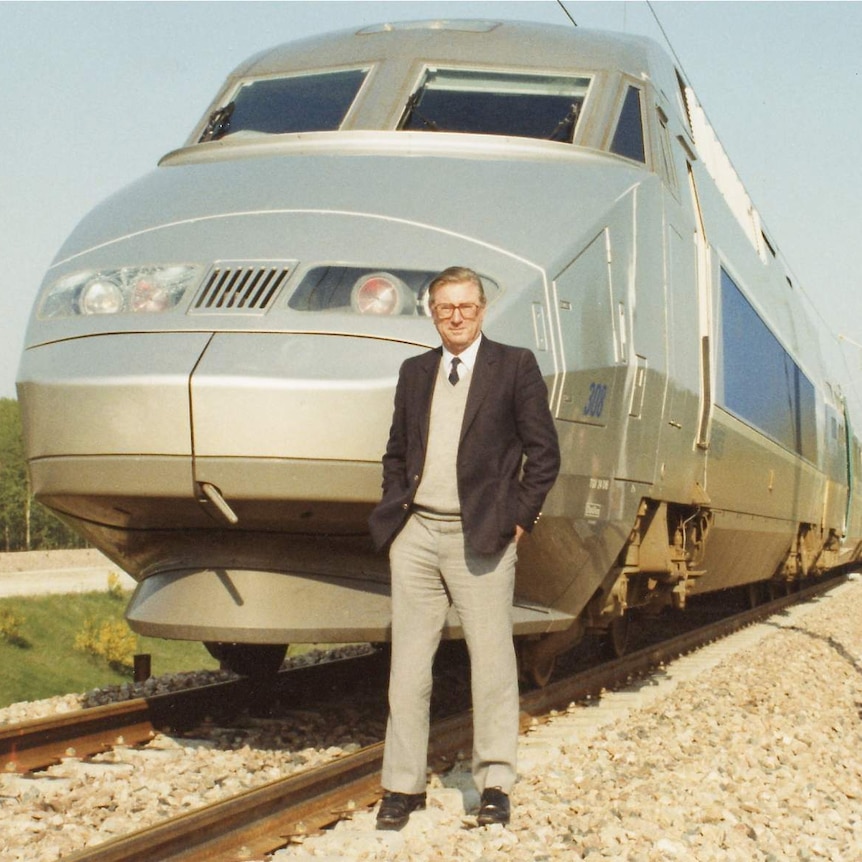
[59,575,846,862]
[0,680,244,774]
[0,650,385,774]
[520,575,846,718]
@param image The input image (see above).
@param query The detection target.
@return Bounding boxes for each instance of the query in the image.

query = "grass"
[0,587,220,709]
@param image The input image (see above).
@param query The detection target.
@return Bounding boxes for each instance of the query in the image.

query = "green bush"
[74,618,138,673]
[106,571,124,600]
[0,592,219,707]
[0,607,28,647]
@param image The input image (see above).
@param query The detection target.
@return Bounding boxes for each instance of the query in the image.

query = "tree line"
[0,398,87,551]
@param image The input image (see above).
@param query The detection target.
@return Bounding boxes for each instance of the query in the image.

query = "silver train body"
[18,20,862,678]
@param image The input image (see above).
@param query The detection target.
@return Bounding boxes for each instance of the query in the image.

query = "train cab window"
[199,68,368,141]
[610,85,646,163]
[398,68,591,142]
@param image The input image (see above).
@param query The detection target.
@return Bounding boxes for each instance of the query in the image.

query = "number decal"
[583,382,608,418]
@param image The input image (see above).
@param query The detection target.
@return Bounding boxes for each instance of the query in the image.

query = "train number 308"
[583,382,608,418]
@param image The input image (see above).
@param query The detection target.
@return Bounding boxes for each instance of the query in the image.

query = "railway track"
[0,648,387,774]
[22,574,840,862]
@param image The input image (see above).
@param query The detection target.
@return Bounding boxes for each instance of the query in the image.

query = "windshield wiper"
[200,102,235,142]
[399,90,439,131]
[547,102,581,142]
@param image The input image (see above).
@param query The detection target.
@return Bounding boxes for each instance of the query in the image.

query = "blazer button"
[412,475,420,482]
[402,503,410,510]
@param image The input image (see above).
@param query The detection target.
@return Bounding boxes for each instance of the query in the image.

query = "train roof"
[232,19,664,79]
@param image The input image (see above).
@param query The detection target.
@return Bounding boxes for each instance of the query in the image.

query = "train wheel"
[747,581,767,608]
[204,642,287,677]
[768,579,793,600]
[603,615,631,659]
[526,654,556,688]
[516,638,556,688]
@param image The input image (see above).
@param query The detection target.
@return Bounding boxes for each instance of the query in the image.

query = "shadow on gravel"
[767,621,862,680]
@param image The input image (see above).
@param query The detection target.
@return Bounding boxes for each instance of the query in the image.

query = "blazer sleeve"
[368,355,428,551]
[513,348,561,531]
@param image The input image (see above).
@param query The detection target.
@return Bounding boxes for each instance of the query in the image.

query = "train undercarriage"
[517,497,851,687]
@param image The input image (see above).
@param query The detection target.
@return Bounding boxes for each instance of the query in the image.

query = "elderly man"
[369,266,560,829]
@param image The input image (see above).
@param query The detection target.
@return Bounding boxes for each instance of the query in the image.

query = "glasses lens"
[434,303,478,319]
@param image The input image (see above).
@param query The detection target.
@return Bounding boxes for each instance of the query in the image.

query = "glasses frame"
[431,302,483,320]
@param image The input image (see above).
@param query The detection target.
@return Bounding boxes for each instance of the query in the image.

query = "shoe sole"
[376,803,427,830]
[376,818,409,830]
[477,815,510,826]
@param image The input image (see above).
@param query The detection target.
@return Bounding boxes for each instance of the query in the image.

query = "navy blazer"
[369,337,561,555]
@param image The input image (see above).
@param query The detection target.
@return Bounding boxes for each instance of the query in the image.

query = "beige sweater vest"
[413,359,470,516]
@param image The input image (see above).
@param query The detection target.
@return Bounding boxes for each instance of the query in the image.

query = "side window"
[656,107,679,197]
[610,85,646,163]
[719,267,816,460]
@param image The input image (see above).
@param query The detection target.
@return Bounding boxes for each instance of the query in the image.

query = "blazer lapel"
[415,348,442,451]
[460,337,496,442]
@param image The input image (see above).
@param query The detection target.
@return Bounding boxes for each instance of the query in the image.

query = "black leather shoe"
[376,791,427,830]
[477,787,510,826]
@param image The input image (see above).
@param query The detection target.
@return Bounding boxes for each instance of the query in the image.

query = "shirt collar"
[442,333,482,373]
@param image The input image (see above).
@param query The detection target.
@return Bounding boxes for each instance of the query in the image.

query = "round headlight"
[80,278,123,314]
[350,272,410,315]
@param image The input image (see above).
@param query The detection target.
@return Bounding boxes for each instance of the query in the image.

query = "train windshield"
[399,68,591,142]
[199,68,368,141]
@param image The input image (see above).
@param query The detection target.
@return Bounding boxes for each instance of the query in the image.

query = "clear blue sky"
[2,1,861,401]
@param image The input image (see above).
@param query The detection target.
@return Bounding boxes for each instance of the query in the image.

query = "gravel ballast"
[276,577,862,861]
[1,577,860,861]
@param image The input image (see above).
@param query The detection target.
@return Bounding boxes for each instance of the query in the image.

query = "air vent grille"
[190,264,291,313]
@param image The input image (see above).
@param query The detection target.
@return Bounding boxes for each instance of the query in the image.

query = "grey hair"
[428,266,486,305]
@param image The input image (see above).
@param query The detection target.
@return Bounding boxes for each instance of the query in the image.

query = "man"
[369,266,560,829]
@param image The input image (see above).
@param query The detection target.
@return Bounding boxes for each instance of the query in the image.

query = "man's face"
[430,279,486,355]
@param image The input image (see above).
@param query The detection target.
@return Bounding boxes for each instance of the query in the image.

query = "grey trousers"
[381,512,519,795]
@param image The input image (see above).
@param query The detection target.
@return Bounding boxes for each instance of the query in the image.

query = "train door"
[552,224,628,492]
[822,394,850,538]
[687,163,714,453]
[844,402,855,534]
[552,195,658,486]
[659,161,712,498]
[553,227,619,430]
[842,402,862,550]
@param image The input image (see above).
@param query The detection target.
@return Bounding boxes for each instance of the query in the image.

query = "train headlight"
[130,276,172,313]
[80,278,123,315]
[350,272,411,315]
[38,265,202,318]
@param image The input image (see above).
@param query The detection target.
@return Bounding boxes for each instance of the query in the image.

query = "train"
[17,18,862,683]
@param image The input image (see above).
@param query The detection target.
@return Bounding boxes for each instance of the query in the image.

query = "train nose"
[189,332,418,520]
[19,331,421,541]
[193,332,403,463]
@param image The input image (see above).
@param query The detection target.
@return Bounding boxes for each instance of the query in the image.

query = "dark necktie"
[448,357,461,385]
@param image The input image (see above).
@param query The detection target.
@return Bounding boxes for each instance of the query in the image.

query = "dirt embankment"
[0,549,113,573]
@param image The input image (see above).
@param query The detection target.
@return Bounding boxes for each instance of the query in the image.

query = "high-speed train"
[17,19,862,682]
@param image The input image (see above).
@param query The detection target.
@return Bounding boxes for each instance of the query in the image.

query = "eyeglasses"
[432,302,482,320]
